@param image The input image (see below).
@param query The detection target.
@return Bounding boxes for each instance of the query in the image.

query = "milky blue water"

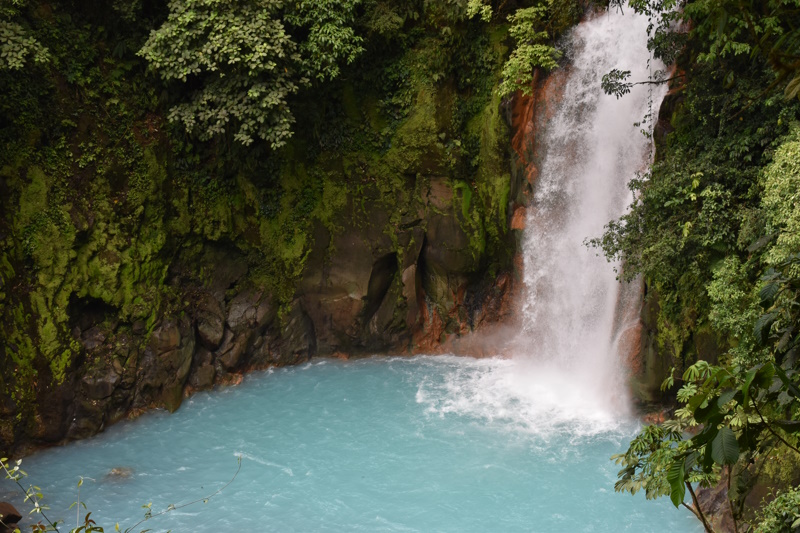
[16,356,701,532]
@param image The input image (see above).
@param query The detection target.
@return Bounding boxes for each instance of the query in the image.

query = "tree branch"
[686,481,715,533]
[726,465,739,533]
[752,400,800,456]
[630,74,686,87]
[1,460,60,532]
[123,456,242,533]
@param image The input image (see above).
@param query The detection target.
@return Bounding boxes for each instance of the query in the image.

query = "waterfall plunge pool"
[18,356,702,532]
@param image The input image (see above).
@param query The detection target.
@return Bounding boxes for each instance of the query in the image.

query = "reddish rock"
[510,72,540,168]
[696,469,738,533]
[510,206,527,230]
[641,410,668,425]
[413,305,447,355]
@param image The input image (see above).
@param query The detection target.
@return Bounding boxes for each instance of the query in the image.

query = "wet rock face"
[5,81,529,455]
[136,317,196,412]
[297,193,425,354]
[195,294,225,350]
[0,502,22,533]
[279,300,317,364]
[82,371,120,400]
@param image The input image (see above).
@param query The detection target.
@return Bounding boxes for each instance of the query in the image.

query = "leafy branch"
[497,5,562,99]
[614,255,800,532]
[601,68,684,99]
[1,456,59,532]
[121,455,242,533]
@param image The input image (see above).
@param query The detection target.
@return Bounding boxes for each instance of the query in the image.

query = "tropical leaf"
[716,388,737,407]
[774,364,800,399]
[759,280,780,306]
[741,365,761,408]
[667,458,686,508]
[711,427,739,465]
[754,312,778,345]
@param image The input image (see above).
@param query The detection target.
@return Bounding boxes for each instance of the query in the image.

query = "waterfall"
[514,7,667,421]
[412,8,668,437]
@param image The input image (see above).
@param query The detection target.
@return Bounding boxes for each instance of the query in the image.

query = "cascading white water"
[514,7,667,422]
[413,7,669,438]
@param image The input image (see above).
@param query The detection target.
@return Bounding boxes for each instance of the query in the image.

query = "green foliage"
[0,0,516,449]
[594,59,799,343]
[360,1,414,38]
[754,487,800,533]
[498,4,561,98]
[613,424,719,504]
[604,0,800,529]
[707,256,768,365]
[284,0,364,81]
[615,351,800,527]
[612,220,800,530]
[139,0,364,147]
[466,0,492,22]
[601,68,633,99]
[2,455,58,531]
[0,19,49,70]
[684,0,800,100]
[622,0,800,99]
[762,128,800,267]
[0,0,49,70]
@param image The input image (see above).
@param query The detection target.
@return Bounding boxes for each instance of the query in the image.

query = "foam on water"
[415,356,626,439]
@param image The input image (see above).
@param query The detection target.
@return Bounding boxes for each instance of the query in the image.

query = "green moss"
[385,87,442,174]
[17,166,51,228]
[452,181,473,218]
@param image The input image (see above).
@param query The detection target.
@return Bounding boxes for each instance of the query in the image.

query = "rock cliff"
[0,8,535,454]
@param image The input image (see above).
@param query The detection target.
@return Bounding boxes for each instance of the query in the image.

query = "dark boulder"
[82,369,121,400]
[0,502,21,533]
[279,300,316,364]
[80,326,106,351]
[214,329,249,371]
[188,363,216,390]
[226,290,274,334]
[137,317,196,412]
[195,293,225,350]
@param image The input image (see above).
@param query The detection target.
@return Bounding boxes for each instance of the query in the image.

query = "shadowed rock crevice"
[362,252,398,325]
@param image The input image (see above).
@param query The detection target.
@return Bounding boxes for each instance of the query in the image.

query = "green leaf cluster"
[754,486,800,533]
[138,0,364,147]
[0,0,49,70]
[497,3,562,98]
[622,0,800,100]
[616,349,800,530]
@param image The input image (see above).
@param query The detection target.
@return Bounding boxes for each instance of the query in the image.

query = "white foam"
[414,356,628,439]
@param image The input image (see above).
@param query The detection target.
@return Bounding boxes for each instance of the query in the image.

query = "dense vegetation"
[597,0,800,531]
